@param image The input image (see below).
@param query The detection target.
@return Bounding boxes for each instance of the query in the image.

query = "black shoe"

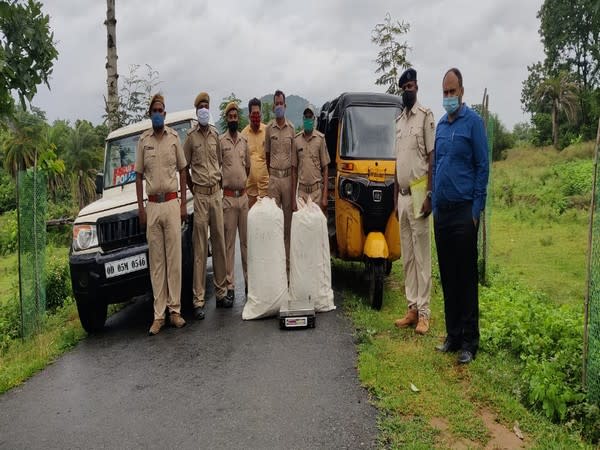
[222,295,234,308]
[244,286,248,296]
[193,306,205,320]
[457,350,475,364]
[435,340,459,353]
[227,289,235,301]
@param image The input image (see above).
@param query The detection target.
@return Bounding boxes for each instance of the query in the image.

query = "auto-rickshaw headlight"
[344,181,354,198]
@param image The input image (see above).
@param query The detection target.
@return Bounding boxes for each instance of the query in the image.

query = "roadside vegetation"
[340,141,599,448]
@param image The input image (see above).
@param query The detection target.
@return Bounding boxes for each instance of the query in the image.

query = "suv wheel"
[75,294,108,333]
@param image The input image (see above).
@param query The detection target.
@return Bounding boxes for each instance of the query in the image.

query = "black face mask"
[402,90,416,110]
[227,121,238,133]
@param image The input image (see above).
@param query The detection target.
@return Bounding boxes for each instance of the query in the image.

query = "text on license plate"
[105,253,147,279]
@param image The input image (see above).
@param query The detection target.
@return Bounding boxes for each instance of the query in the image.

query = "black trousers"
[434,202,480,355]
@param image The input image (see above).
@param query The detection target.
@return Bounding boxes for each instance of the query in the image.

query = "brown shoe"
[169,313,186,328]
[394,308,418,328]
[148,319,165,336]
[415,317,430,335]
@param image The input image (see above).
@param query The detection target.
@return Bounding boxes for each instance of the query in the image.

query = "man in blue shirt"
[432,68,489,364]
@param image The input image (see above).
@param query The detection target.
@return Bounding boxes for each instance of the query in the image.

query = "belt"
[437,200,471,211]
[223,187,246,198]
[194,184,220,195]
[398,186,411,196]
[270,167,291,178]
[147,192,177,203]
[299,181,322,193]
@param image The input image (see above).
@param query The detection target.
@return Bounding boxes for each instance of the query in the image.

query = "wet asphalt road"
[0,253,377,449]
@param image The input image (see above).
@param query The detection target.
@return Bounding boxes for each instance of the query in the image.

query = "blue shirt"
[432,104,489,219]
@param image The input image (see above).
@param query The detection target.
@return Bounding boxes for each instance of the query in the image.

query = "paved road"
[0,254,377,449]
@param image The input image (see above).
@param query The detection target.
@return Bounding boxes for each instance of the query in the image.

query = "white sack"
[289,198,335,312]
[243,197,289,320]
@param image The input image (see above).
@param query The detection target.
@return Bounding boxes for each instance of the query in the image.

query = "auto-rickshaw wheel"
[367,258,385,310]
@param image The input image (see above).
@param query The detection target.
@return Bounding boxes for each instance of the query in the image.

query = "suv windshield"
[340,106,401,160]
[104,121,192,189]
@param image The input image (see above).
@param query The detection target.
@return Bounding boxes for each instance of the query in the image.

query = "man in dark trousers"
[433,68,489,364]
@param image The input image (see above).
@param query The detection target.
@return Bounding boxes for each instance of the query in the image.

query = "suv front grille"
[97,211,146,252]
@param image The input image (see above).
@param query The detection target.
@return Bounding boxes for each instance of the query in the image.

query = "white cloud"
[34,0,545,129]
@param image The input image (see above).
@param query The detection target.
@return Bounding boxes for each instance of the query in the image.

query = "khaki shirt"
[184,123,222,187]
[219,132,250,190]
[241,123,268,185]
[293,130,330,185]
[264,119,296,170]
[395,101,435,188]
[135,126,186,195]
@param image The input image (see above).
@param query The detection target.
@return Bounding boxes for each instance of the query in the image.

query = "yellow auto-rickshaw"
[318,92,403,310]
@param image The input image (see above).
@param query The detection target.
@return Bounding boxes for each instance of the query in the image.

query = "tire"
[75,294,108,333]
[367,259,385,310]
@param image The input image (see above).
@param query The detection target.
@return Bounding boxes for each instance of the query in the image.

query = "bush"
[45,255,71,312]
[0,211,18,255]
[0,293,20,353]
[480,275,599,442]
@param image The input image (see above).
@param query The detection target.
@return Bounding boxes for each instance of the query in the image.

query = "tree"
[105,0,119,130]
[1,108,45,177]
[262,101,273,124]
[371,13,411,95]
[218,93,248,133]
[0,0,58,121]
[512,122,535,145]
[64,121,103,209]
[533,72,580,149]
[103,64,161,128]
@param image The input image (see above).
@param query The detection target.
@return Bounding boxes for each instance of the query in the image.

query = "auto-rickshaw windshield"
[340,105,401,160]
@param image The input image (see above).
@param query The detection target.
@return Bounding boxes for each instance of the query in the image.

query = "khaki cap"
[194,92,210,108]
[148,93,165,114]
[224,101,239,115]
[303,105,316,116]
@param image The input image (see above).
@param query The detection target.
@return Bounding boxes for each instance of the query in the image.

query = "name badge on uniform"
[271,136,278,141]
[144,145,154,150]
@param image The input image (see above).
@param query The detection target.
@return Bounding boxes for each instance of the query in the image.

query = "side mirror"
[95,173,104,195]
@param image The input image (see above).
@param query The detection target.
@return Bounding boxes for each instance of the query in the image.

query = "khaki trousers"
[297,188,322,205]
[268,175,292,267]
[398,193,431,318]
[146,200,181,320]
[192,190,228,307]
[223,194,248,290]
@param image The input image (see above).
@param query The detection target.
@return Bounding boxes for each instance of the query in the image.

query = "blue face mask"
[274,105,285,119]
[443,96,460,114]
[151,112,164,128]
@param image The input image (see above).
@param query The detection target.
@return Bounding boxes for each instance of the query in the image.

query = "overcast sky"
[33,0,544,130]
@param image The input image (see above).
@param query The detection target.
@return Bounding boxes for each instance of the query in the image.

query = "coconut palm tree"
[64,120,103,209]
[533,72,580,149]
[1,109,45,177]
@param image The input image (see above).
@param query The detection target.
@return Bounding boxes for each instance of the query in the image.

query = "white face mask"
[197,108,210,126]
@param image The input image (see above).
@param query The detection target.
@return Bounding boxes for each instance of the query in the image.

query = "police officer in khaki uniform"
[184,92,230,319]
[393,68,436,335]
[292,105,330,212]
[220,102,250,301]
[241,97,269,209]
[265,90,296,268]
[135,94,187,336]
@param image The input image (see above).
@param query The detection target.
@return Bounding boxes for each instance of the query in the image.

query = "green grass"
[0,299,85,394]
[339,141,597,448]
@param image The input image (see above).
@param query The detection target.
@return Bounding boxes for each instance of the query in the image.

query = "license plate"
[105,253,147,279]
[284,317,308,327]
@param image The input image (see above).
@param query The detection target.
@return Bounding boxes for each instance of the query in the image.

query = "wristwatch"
[426,190,432,199]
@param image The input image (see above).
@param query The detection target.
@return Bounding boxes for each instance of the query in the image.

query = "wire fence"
[17,169,47,337]
[584,118,600,404]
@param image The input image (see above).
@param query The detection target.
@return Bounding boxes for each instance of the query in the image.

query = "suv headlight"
[72,224,98,251]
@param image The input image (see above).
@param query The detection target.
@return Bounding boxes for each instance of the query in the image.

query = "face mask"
[227,121,238,133]
[402,90,416,110]
[250,112,261,128]
[443,96,460,114]
[303,117,314,133]
[274,105,285,119]
[197,108,210,126]
[151,112,164,129]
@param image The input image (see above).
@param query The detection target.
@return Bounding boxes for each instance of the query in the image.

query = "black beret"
[398,68,417,88]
